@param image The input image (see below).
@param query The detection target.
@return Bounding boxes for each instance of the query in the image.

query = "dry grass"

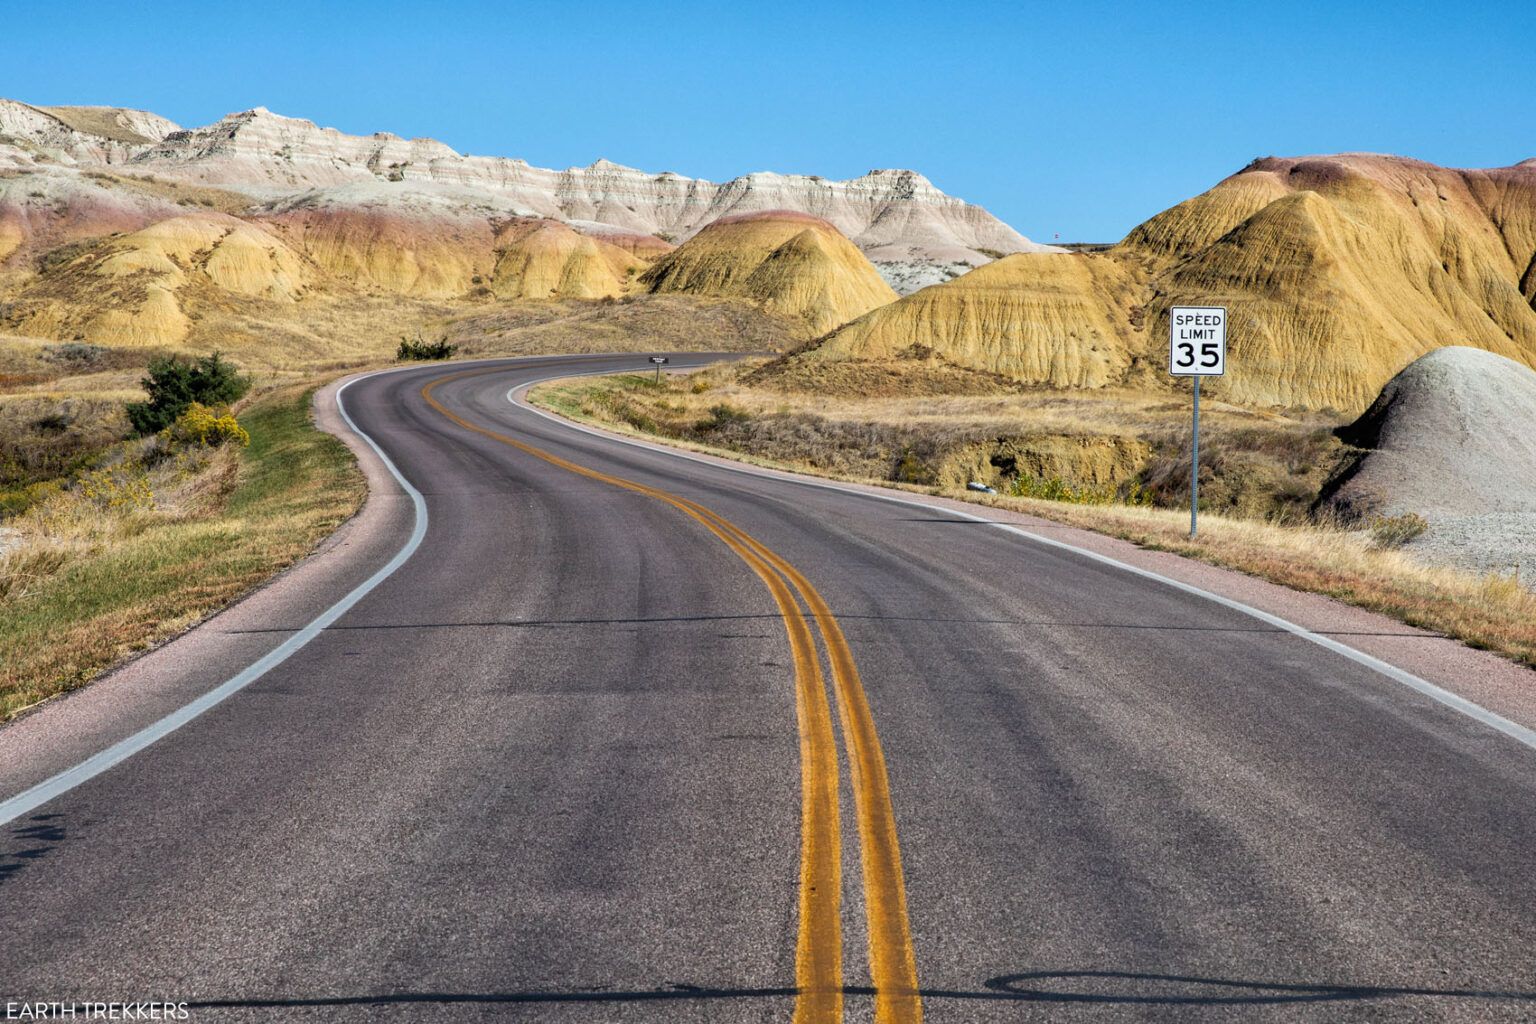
[0,383,364,720]
[534,365,1350,514]
[35,108,160,145]
[969,497,1536,667]
[530,370,1536,670]
[78,169,255,215]
[444,295,802,357]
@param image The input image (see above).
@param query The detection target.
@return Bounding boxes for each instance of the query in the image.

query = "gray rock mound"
[1323,346,1536,574]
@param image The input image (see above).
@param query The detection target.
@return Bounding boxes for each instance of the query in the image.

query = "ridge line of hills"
[775,151,1536,413]
[0,97,1049,291]
[3,97,1535,417]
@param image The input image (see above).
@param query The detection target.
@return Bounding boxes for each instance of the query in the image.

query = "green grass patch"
[0,385,365,720]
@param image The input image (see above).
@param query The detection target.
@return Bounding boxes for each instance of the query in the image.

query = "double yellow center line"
[421,369,921,1023]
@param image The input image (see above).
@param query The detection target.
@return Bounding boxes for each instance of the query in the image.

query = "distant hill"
[779,154,1536,413]
[0,99,1047,295]
[640,210,897,334]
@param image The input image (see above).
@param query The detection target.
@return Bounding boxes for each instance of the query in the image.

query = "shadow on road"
[224,613,1440,638]
[0,813,67,886]
[186,969,1536,1011]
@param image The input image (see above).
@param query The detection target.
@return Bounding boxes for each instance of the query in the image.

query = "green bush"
[396,337,458,361]
[126,352,251,436]
[708,403,751,425]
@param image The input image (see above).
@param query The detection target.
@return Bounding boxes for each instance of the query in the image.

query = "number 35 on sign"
[1169,306,1226,376]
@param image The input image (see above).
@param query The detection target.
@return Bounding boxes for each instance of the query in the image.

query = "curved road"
[2,354,1535,1021]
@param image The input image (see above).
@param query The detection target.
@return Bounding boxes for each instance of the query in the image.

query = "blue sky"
[4,0,1532,241]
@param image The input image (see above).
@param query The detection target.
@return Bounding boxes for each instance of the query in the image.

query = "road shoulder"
[0,374,408,799]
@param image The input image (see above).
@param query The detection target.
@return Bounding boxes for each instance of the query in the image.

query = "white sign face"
[1169,306,1227,376]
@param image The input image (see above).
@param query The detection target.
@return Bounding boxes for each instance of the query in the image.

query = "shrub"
[396,337,458,361]
[75,466,154,512]
[42,342,107,366]
[33,413,71,434]
[1370,512,1429,549]
[126,352,251,436]
[166,403,250,448]
[893,448,937,485]
[708,403,751,425]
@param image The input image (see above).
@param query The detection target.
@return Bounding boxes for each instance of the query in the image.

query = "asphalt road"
[3,354,1535,1022]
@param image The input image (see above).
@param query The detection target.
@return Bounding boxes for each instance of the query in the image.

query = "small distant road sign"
[1169,306,1228,539]
[1169,306,1227,376]
[648,355,669,383]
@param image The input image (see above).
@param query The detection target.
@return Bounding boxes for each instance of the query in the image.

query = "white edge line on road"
[0,370,429,828]
[510,375,1536,755]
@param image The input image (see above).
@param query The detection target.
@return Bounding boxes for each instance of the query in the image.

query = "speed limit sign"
[1168,305,1228,539]
[1169,306,1226,376]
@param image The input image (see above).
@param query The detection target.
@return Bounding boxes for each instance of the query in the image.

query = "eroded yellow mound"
[98,214,310,300]
[806,252,1142,388]
[800,155,1536,412]
[1135,157,1536,410]
[640,210,896,334]
[268,207,489,299]
[16,212,314,347]
[490,220,645,300]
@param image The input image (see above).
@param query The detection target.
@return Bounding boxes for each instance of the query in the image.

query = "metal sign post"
[1191,376,1200,538]
[1168,306,1227,539]
[648,355,669,384]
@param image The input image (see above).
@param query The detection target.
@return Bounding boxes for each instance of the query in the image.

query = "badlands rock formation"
[1321,346,1536,573]
[0,99,179,165]
[1130,155,1536,410]
[490,219,644,301]
[127,107,1043,275]
[11,212,311,346]
[0,98,1048,348]
[641,211,897,334]
[791,154,1536,413]
[0,101,1043,291]
[251,185,657,300]
[799,250,1142,388]
[1326,347,1536,518]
